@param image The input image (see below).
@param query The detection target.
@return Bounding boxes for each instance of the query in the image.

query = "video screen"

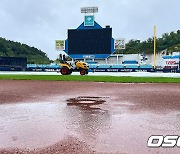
[68,28,112,54]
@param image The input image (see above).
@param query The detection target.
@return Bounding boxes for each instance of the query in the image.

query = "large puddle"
[0,97,180,153]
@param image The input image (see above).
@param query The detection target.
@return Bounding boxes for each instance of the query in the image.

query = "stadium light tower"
[81,7,98,14]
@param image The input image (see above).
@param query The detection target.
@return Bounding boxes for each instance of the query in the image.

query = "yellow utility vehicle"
[60,61,89,75]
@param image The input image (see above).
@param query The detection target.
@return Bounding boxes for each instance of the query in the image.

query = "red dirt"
[0,80,180,154]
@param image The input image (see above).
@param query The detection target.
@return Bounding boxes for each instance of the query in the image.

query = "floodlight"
[81,7,98,13]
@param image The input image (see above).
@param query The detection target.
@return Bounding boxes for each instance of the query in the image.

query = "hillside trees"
[115,30,180,54]
[0,37,51,64]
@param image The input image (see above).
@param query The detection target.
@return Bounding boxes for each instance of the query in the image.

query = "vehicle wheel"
[61,67,68,75]
[68,69,73,75]
[80,69,86,75]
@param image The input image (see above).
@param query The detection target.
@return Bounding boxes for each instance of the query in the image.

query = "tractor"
[60,61,89,75]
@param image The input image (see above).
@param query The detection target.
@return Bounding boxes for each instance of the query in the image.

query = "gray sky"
[0,0,179,60]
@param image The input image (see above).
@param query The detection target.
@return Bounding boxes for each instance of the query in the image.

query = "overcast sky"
[0,0,179,60]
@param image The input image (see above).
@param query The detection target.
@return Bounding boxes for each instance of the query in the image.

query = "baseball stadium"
[0,4,180,154]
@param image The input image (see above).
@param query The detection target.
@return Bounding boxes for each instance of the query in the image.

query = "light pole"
[178,51,180,72]
[153,25,156,70]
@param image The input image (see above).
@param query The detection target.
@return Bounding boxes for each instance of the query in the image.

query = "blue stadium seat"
[125,65,139,68]
[123,60,138,64]
[140,65,153,69]
[98,65,111,68]
[89,64,98,69]
[162,55,172,59]
[172,55,180,59]
[87,61,97,64]
[111,65,124,68]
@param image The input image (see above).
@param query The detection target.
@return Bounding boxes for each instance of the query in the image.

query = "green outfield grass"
[0,75,179,83]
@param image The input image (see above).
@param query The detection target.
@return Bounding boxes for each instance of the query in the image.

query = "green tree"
[0,37,51,64]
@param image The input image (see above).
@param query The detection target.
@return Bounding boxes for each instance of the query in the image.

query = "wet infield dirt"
[0,80,180,154]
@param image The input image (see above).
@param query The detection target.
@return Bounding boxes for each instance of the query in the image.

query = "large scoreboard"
[68,28,112,55]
